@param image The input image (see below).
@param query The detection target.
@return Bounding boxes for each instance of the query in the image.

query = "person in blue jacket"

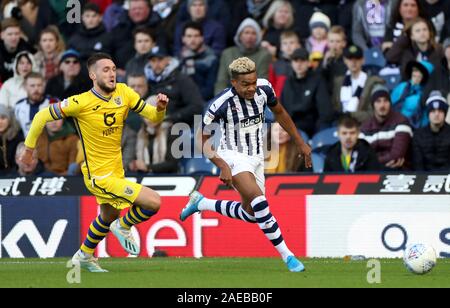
[391,60,433,129]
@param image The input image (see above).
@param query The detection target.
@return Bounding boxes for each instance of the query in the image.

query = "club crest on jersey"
[114,97,123,106]
[124,186,134,196]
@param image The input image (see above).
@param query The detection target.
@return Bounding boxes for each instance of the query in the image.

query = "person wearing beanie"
[214,18,272,94]
[391,60,434,129]
[306,11,330,57]
[412,90,450,171]
[0,104,24,175]
[361,84,413,170]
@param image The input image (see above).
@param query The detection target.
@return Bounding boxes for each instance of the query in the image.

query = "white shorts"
[217,150,265,194]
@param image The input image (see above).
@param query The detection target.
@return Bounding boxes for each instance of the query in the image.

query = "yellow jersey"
[25,83,166,180]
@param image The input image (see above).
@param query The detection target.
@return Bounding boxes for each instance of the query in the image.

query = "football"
[403,244,437,275]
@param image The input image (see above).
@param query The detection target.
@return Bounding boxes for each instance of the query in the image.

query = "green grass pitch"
[0,258,449,288]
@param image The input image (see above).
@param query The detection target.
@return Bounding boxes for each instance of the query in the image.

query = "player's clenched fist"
[19,146,34,166]
[156,93,169,111]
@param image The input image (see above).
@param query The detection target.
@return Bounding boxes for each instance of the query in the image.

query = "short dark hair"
[87,53,113,70]
[132,26,156,41]
[24,72,44,82]
[1,18,20,32]
[83,3,101,14]
[338,114,360,129]
[183,21,203,36]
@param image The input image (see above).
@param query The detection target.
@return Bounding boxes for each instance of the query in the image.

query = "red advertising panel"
[79,176,308,258]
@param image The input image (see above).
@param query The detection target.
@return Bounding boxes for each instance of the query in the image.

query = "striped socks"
[81,215,111,255]
[119,205,156,230]
[251,196,293,262]
[198,198,256,223]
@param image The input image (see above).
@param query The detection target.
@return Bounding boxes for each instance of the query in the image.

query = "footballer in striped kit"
[180,57,312,272]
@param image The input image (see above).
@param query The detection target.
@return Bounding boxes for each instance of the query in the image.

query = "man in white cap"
[412,91,450,171]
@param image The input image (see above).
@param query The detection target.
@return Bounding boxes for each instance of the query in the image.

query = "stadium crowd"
[0,0,449,177]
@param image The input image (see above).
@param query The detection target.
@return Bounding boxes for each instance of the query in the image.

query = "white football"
[403,244,437,275]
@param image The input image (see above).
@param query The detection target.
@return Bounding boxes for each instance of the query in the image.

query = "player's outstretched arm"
[270,102,312,168]
[136,94,169,124]
[20,107,56,165]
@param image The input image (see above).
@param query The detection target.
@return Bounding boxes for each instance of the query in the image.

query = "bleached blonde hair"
[229,57,256,79]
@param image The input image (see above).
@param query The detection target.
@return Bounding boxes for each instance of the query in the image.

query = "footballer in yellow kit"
[20,53,169,272]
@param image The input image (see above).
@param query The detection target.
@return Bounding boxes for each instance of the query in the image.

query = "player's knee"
[142,192,161,212]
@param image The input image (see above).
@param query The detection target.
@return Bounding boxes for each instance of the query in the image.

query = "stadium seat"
[181,157,219,175]
[310,127,338,150]
[363,47,386,76]
[312,152,326,173]
[379,66,402,91]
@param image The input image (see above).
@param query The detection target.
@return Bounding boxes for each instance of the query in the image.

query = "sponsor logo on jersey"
[240,113,263,129]
[104,112,116,127]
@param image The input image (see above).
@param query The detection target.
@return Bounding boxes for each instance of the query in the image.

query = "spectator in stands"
[306,11,330,57]
[0,104,24,176]
[361,85,413,170]
[324,114,381,173]
[332,44,384,123]
[385,17,444,89]
[68,3,112,65]
[268,31,301,97]
[177,0,231,35]
[178,21,218,101]
[15,72,58,137]
[110,0,161,75]
[281,48,334,137]
[230,0,273,35]
[1,0,57,46]
[412,91,450,171]
[261,0,295,58]
[45,49,91,100]
[265,122,302,174]
[421,0,450,43]
[322,25,347,91]
[382,0,427,52]
[145,47,203,127]
[122,121,138,173]
[125,73,148,132]
[103,0,125,32]
[14,142,48,176]
[151,0,183,53]
[215,18,272,94]
[0,51,36,110]
[34,26,65,81]
[439,38,449,100]
[291,0,339,40]
[36,118,79,176]
[132,95,178,174]
[391,60,433,128]
[173,0,226,56]
[0,18,35,83]
[125,27,158,77]
[352,0,396,50]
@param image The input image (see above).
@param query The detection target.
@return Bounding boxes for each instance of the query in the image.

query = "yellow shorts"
[83,175,143,210]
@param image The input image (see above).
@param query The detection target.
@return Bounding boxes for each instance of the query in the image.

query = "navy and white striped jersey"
[203,79,278,157]
[14,96,57,137]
